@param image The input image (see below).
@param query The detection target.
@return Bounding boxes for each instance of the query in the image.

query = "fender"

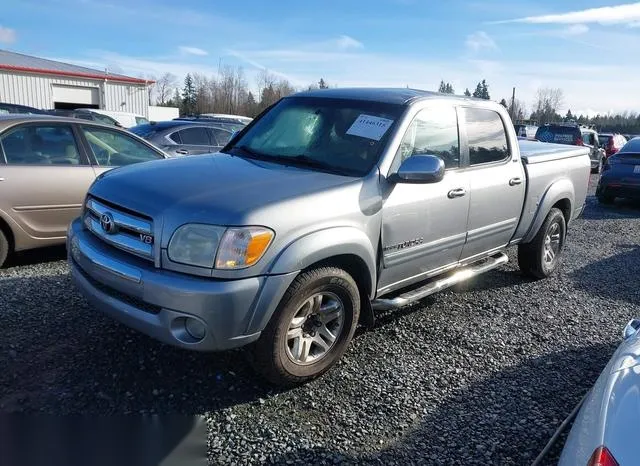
[268,226,377,299]
[522,178,574,243]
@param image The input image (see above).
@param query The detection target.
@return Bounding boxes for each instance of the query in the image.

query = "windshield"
[224,96,404,175]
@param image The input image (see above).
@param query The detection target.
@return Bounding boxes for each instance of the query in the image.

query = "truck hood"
[89,152,359,224]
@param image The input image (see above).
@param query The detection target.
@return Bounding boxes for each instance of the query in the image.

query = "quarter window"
[582,132,594,145]
[1,124,81,165]
[395,106,460,169]
[82,127,163,166]
[465,108,509,165]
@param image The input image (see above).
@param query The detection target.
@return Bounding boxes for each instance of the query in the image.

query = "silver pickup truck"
[68,88,590,385]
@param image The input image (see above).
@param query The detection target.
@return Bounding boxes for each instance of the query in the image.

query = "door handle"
[509,177,522,186]
[447,188,467,199]
[175,149,189,155]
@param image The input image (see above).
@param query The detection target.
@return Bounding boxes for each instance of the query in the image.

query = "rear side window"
[582,132,594,145]
[177,127,210,145]
[1,124,81,165]
[211,128,232,146]
[464,108,509,165]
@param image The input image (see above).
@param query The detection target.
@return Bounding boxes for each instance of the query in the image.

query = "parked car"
[535,123,606,173]
[173,116,246,133]
[598,133,627,158]
[596,137,640,204]
[129,121,233,157]
[199,113,253,125]
[514,124,538,140]
[77,109,149,128]
[0,102,47,115]
[46,109,122,127]
[0,115,168,266]
[559,318,640,466]
[68,88,590,385]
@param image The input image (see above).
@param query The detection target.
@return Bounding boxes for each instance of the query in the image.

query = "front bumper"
[68,218,296,351]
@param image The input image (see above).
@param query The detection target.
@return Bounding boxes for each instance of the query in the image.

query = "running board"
[371,252,509,311]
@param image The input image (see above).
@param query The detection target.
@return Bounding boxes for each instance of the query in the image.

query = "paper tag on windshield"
[346,114,394,141]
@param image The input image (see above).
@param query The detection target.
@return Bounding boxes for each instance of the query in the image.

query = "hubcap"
[543,222,562,265]
[285,293,345,365]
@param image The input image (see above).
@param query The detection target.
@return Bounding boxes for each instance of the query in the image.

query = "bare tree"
[508,98,528,121]
[532,87,564,125]
[155,72,178,105]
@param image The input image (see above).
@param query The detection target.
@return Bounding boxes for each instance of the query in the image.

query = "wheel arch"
[522,180,574,244]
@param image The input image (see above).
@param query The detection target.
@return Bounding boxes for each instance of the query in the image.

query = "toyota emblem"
[100,212,117,234]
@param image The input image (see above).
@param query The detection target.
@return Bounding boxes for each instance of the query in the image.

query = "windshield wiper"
[228,145,267,159]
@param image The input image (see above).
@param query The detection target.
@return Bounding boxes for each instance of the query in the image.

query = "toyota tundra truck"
[68,88,591,386]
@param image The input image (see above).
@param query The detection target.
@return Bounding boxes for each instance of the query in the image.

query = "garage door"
[52,85,99,105]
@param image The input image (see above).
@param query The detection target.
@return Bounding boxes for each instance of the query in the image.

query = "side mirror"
[391,154,445,184]
[623,319,640,341]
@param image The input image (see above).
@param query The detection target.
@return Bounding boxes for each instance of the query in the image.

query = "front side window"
[177,127,210,145]
[1,124,81,165]
[465,108,509,165]
[82,126,163,166]
[394,106,460,169]
[225,96,404,175]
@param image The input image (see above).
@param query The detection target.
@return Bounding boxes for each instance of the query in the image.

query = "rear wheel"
[253,267,360,386]
[518,208,566,279]
[0,229,9,268]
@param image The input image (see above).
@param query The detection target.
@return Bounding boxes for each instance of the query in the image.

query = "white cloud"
[334,35,363,50]
[465,31,498,52]
[498,2,640,26]
[0,26,16,44]
[565,24,589,35]
[179,46,208,56]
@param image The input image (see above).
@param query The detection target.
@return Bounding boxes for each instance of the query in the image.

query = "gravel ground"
[1,175,639,465]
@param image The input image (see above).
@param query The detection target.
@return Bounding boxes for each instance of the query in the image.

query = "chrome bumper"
[68,218,294,351]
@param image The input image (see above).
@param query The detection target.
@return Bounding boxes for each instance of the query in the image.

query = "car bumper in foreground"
[68,218,296,352]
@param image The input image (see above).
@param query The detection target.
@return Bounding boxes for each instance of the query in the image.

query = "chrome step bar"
[372,252,509,311]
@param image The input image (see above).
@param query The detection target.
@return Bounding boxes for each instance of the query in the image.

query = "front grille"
[84,196,154,261]
[75,260,161,314]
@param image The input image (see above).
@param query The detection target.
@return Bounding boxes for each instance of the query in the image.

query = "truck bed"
[519,140,589,164]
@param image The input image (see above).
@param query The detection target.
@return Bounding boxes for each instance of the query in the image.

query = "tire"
[597,192,615,204]
[253,267,360,386]
[0,229,9,268]
[518,208,566,279]
[592,158,604,174]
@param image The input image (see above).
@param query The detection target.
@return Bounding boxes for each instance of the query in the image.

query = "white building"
[0,49,152,117]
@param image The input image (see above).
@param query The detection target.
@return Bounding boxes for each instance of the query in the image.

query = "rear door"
[0,122,96,241]
[459,107,526,261]
[169,127,217,155]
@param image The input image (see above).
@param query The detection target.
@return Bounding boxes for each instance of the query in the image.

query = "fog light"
[184,318,206,340]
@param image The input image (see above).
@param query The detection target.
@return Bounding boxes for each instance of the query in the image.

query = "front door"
[377,104,470,294]
[459,107,526,261]
[0,123,96,241]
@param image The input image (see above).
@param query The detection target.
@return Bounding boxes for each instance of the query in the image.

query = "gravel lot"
[1,175,639,465]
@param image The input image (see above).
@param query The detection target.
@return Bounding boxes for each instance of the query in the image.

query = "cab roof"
[292,87,480,106]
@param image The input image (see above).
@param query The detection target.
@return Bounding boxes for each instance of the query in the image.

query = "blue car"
[597,137,640,204]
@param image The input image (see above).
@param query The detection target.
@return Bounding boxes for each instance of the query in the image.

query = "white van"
[78,109,149,128]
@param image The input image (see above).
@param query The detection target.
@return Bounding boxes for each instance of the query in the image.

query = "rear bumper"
[598,181,640,199]
[68,218,296,351]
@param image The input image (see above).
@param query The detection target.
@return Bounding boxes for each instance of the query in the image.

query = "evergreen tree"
[318,78,329,89]
[499,98,508,108]
[438,80,446,93]
[480,79,490,100]
[472,82,483,98]
[565,109,574,121]
[438,81,454,94]
[464,88,471,97]
[181,74,197,115]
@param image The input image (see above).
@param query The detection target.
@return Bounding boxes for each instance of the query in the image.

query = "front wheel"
[518,208,566,279]
[253,267,360,386]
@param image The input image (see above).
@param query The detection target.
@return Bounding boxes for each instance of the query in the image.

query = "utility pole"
[510,87,516,120]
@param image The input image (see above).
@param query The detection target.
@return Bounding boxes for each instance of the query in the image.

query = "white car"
[77,109,149,128]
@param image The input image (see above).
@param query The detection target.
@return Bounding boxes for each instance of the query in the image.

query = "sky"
[2,0,640,116]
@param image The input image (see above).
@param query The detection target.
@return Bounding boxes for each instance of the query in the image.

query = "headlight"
[167,224,274,269]
[168,224,225,268]
[215,227,274,269]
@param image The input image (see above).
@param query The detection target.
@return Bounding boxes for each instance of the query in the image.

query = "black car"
[129,121,234,157]
[0,102,47,115]
[597,137,640,204]
[535,123,605,173]
[46,109,122,127]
